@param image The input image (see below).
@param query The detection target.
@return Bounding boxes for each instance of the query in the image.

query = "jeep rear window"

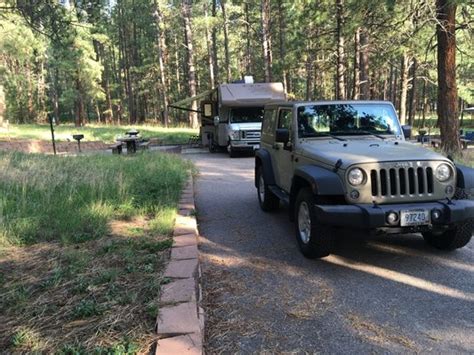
[296,104,401,138]
[230,107,264,123]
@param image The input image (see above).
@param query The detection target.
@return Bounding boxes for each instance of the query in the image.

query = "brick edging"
[155,175,204,354]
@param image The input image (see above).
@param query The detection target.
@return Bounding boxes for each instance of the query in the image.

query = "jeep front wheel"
[256,167,279,212]
[295,188,331,258]
[422,219,473,250]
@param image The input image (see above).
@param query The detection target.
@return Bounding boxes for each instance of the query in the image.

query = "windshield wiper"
[357,130,388,140]
[303,132,346,141]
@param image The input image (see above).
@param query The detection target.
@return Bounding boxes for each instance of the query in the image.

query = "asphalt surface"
[187,151,474,354]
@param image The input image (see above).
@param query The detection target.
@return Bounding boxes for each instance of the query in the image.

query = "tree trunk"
[261,0,272,82]
[408,58,417,126]
[204,3,215,89]
[52,65,60,124]
[399,53,410,125]
[305,52,314,101]
[436,0,460,155]
[244,3,252,75]
[154,0,169,127]
[75,75,84,127]
[359,28,370,99]
[182,0,198,128]
[212,0,219,86]
[336,0,345,99]
[352,28,360,99]
[388,63,394,103]
[421,76,427,127]
[221,0,231,82]
[277,0,289,92]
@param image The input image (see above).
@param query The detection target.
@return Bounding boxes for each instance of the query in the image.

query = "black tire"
[422,219,473,250]
[227,142,237,158]
[256,167,279,212]
[295,188,332,258]
[208,135,216,153]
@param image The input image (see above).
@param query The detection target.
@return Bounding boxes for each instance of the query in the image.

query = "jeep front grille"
[242,130,261,140]
[370,167,434,197]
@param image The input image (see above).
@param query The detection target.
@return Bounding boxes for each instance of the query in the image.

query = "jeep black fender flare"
[456,165,474,199]
[255,149,276,187]
[293,165,346,195]
[289,165,346,219]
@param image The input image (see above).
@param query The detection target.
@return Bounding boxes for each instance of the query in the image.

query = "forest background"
[0,0,472,154]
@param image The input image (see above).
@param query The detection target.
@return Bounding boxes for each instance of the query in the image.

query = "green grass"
[0,150,192,352]
[0,151,190,246]
[457,150,474,167]
[1,123,198,144]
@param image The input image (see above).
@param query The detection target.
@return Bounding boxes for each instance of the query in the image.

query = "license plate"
[253,144,260,150]
[400,210,430,226]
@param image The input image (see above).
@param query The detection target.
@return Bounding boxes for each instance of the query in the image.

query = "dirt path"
[188,152,474,353]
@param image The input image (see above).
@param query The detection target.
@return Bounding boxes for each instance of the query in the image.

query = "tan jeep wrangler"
[255,101,474,258]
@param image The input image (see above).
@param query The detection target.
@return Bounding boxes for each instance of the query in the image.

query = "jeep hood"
[298,139,449,168]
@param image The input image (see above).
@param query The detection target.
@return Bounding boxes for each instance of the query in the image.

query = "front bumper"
[230,140,259,150]
[314,200,474,229]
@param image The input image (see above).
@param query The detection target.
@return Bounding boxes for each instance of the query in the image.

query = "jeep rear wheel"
[295,188,331,258]
[257,167,279,212]
[422,219,473,250]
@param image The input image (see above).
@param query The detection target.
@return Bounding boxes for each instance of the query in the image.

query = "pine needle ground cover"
[0,151,191,353]
[2,124,198,145]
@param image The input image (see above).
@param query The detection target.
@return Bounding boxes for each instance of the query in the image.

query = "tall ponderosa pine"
[436,0,460,155]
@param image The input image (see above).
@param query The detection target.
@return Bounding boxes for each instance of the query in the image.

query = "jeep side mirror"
[402,125,412,139]
[275,128,290,144]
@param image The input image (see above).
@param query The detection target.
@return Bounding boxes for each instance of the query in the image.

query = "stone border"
[155,175,204,354]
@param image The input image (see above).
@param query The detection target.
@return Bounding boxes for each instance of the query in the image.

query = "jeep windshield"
[297,103,401,138]
[230,107,264,123]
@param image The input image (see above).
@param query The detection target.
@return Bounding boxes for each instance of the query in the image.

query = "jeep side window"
[262,109,275,135]
[278,109,292,131]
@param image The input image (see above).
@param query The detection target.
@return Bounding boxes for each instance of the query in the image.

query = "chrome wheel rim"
[298,201,311,244]
[258,174,265,202]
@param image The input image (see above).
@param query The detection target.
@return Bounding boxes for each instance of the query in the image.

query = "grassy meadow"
[0,151,192,352]
[1,123,198,145]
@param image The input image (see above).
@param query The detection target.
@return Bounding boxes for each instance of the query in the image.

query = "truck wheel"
[257,167,279,211]
[227,143,237,158]
[295,188,332,258]
[422,219,473,250]
[208,136,216,153]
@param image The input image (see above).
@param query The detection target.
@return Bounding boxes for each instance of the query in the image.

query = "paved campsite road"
[187,152,474,354]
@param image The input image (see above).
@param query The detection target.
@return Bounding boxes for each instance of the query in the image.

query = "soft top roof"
[219,82,286,107]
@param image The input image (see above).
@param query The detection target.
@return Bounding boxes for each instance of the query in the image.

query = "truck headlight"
[230,130,240,140]
[435,163,452,182]
[348,168,365,186]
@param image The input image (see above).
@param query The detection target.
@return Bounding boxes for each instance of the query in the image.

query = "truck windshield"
[297,103,401,138]
[230,107,264,123]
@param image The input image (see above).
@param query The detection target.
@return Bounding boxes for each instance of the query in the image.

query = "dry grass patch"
[0,217,172,353]
[347,312,418,351]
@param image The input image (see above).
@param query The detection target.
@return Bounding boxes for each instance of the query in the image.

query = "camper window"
[229,107,264,123]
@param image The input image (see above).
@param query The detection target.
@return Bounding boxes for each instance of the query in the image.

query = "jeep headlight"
[348,168,365,186]
[435,163,452,182]
[230,130,240,140]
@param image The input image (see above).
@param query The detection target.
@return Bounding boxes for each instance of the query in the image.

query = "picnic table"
[115,130,151,154]
[117,135,141,153]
